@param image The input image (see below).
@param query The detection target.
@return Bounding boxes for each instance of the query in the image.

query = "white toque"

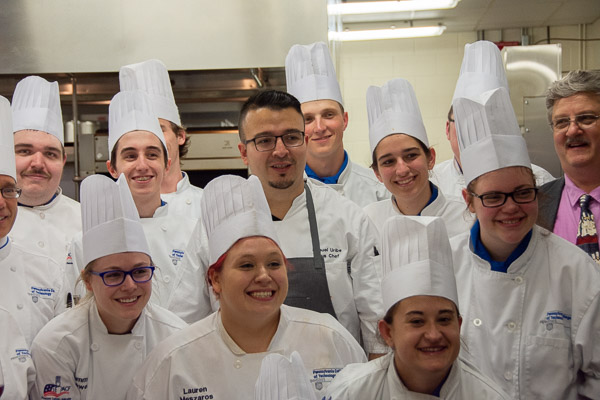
[107,90,167,158]
[367,78,428,155]
[81,174,150,267]
[119,59,181,126]
[0,96,16,181]
[12,76,64,144]
[381,215,458,312]
[285,42,343,106]
[201,175,280,265]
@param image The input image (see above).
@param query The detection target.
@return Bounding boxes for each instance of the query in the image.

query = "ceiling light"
[329,26,446,41]
[328,0,460,15]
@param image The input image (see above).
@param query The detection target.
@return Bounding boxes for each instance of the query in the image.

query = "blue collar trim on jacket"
[305,151,349,184]
[471,220,532,273]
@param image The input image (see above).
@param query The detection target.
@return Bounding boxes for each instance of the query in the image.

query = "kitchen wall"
[337,18,600,168]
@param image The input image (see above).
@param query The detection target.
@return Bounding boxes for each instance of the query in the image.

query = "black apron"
[284,183,337,318]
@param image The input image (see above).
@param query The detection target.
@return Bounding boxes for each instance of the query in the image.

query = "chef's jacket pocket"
[325,261,354,314]
[524,335,573,399]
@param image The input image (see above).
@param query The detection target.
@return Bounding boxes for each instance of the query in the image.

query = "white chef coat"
[363,186,471,238]
[0,237,68,346]
[308,159,390,208]
[29,299,187,400]
[126,305,367,400]
[274,179,386,354]
[67,203,209,315]
[0,306,35,400]
[431,158,555,201]
[10,188,81,265]
[160,172,204,219]
[450,226,600,399]
[325,352,509,400]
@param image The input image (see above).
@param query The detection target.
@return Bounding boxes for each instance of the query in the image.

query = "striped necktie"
[576,194,600,264]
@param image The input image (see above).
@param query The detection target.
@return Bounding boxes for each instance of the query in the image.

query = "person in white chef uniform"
[285,42,389,207]
[68,90,211,318]
[235,90,386,358]
[450,85,600,399]
[431,41,553,201]
[325,216,509,399]
[363,78,470,238]
[29,173,187,400]
[119,59,203,218]
[10,76,81,266]
[0,95,68,347]
[127,174,366,400]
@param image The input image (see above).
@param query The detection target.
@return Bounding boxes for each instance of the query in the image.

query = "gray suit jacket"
[537,176,564,231]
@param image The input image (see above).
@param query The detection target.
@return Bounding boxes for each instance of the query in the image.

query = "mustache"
[21,169,51,179]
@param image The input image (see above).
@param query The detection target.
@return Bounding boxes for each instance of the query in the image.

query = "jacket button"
[10,266,16,272]
[234,359,242,369]
[186,199,191,205]
[135,341,143,350]
[507,321,516,331]
[504,371,512,380]
[473,318,482,327]
[164,275,171,283]
[38,241,45,248]
[161,226,167,232]
[39,212,45,220]
[17,304,23,310]
[91,343,99,351]
[514,276,523,284]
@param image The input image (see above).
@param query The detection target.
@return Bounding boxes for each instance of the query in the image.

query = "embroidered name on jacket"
[539,310,571,332]
[29,286,56,303]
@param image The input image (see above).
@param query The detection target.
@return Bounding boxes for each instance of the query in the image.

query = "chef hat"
[381,215,458,312]
[11,76,64,144]
[452,40,509,101]
[81,173,150,267]
[255,352,317,400]
[454,87,531,185]
[201,174,280,266]
[285,42,343,106]
[108,90,167,158]
[0,96,16,181]
[367,78,428,155]
[119,59,181,126]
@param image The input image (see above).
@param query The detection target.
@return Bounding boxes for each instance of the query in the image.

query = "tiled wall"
[337,19,600,168]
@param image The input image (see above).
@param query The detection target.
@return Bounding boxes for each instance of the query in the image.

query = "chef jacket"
[0,306,35,400]
[450,225,600,399]
[308,159,390,208]
[29,299,187,400]
[363,185,471,238]
[10,189,81,265]
[0,238,68,345]
[126,305,367,400]
[160,172,204,220]
[325,352,509,400]
[431,158,555,201]
[274,179,386,354]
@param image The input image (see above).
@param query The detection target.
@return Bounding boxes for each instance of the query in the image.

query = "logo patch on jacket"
[29,286,56,303]
[11,348,31,363]
[43,376,71,398]
[170,249,185,265]
[539,310,571,331]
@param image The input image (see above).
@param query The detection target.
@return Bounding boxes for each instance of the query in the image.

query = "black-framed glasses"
[1,187,21,199]
[90,266,155,287]
[470,188,539,208]
[550,114,600,133]
[245,131,305,152]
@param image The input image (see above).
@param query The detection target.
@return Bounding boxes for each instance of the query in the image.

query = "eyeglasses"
[470,188,538,208]
[550,114,600,133]
[1,187,21,199]
[90,266,155,287]
[245,131,305,152]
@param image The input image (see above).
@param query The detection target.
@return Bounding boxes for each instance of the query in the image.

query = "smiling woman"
[29,174,187,400]
[449,86,600,399]
[127,175,366,400]
[363,78,471,238]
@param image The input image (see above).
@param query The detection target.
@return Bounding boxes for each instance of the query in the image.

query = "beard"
[268,177,295,190]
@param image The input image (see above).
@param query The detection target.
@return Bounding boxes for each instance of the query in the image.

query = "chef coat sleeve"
[575,291,600,399]
[29,338,80,400]
[349,214,387,354]
[166,220,214,323]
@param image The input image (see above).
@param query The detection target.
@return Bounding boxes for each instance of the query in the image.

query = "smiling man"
[538,70,600,263]
[10,76,81,265]
[119,59,203,218]
[285,42,389,208]
[0,95,68,347]
[237,90,386,360]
